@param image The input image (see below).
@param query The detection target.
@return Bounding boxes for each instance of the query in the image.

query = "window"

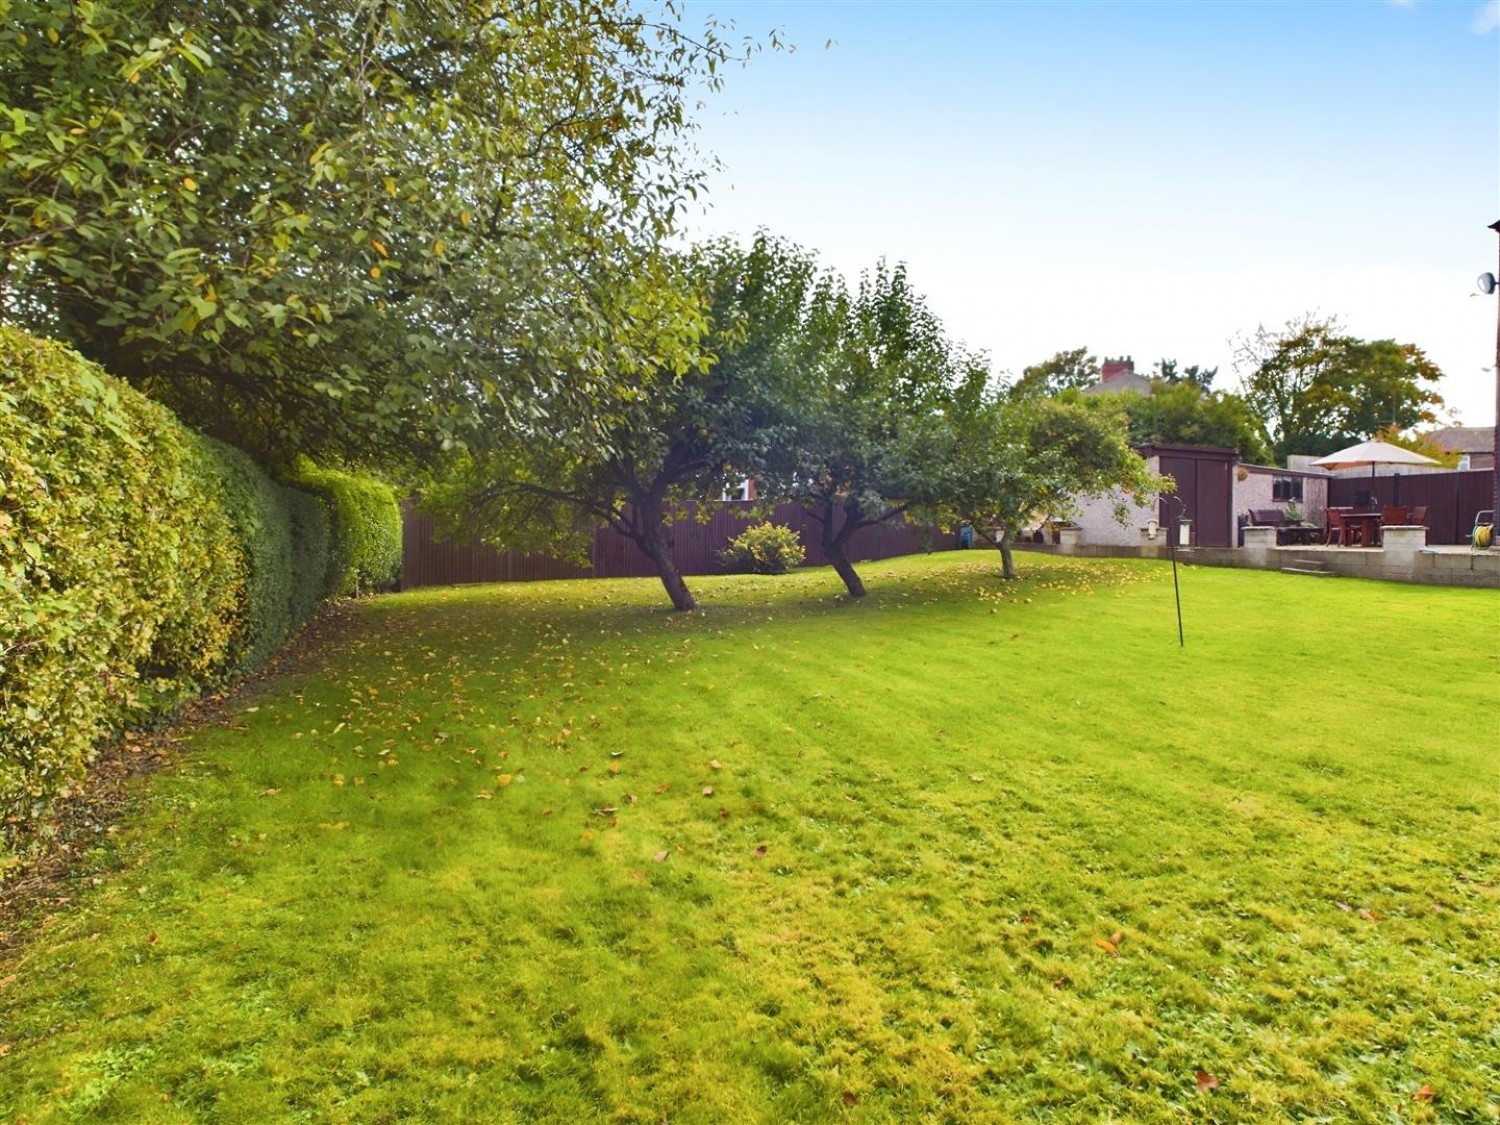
[721,477,752,502]
[1271,476,1304,502]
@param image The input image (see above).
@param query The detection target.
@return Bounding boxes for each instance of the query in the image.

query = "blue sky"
[677,0,1500,427]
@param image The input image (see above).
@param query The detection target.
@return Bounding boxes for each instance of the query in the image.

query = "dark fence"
[402,501,954,589]
[1327,469,1494,545]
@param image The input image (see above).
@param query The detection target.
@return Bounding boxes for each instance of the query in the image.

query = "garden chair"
[1408,506,1427,526]
[1325,508,1358,546]
[1381,505,1407,526]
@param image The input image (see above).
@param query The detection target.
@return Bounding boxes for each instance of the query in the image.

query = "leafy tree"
[1116,380,1270,463]
[756,261,982,599]
[0,0,761,463]
[930,382,1163,579]
[1007,346,1097,399]
[1151,358,1217,391]
[1233,316,1445,461]
[425,235,814,612]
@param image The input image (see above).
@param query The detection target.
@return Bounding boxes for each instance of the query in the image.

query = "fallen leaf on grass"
[841,1091,858,1106]
[496,773,513,788]
[1357,908,1382,922]
[1413,1084,1435,1104]
[1195,1069,1219,1092]
[654,850,669,863]
[1094,936,1119,956]
[0,1044,10,1058]
[1335,901,1353,913]
[969,774,984,783]
[629,870,643,882]
[1110,930,1124,947]
[317,822,349,831]
[654,784,669,794]
[1051,976,1069,990]
[754,844,768,858]
[709,759,723,771]
[608,761,621,774]
[702,786,714,797]
[1020,913,1036,924]
[625,793,637,805]
[0,975,16,989]
[475,790,492,800]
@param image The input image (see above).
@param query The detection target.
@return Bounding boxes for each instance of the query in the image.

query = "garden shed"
[1137,444,1238,548]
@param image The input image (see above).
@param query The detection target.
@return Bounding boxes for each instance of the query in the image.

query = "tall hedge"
[283,486,333,625]
[287,461,402,596]
[197,438,301,673]
[0,329,382,866]
[1,330,244,842]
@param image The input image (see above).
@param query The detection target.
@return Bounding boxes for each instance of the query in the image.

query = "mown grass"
[2,552,1497,1123]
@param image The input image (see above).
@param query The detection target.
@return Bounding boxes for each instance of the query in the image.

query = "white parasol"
[1311,439,1439,507]
[1310,439,1441,472]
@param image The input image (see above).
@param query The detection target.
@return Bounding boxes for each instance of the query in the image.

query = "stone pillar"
[1381,525,1426,566]
[1241,525,1277,568]
[1057,527,1082,552]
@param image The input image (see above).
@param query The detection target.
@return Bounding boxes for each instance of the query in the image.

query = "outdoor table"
[1340,511,1382,547]
[1282,524,1323,546]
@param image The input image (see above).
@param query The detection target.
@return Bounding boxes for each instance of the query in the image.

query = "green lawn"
[2,553,1496,1123]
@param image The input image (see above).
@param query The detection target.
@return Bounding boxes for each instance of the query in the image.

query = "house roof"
[1081,368,1154,397]
[1426,425,1494,454]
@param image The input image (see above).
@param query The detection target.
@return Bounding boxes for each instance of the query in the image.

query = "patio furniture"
[1381,505,1408,527]
[1246,507,1318,546]
[1341,510,1382,547]
[1325,508,1357,546]
[1408,506,1428,526]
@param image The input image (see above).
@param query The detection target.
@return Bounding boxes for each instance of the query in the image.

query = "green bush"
[720,522,806,575]
[197,438,298,671]
[288,462,402,596]
[0,330,243,850]
[283,486,332,626]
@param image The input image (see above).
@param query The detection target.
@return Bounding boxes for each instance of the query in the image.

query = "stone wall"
[1068,488,1161,547]
[1033,530,1499,589]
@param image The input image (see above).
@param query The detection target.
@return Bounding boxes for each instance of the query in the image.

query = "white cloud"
[1473,0,1500,33]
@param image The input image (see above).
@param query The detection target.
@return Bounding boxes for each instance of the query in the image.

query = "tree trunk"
[822,509,867,598]
[633,519,697,612]
[996,525,1017,580]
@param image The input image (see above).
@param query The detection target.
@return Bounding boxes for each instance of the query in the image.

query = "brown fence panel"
[1326,469,1494,545]
[402,500,955,589]
[401,507,592,588]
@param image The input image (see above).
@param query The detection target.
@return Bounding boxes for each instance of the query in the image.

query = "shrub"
[720,522,806,575]
[0,330,243,849]
[287,462,402,596]
[197,438,299,672]
[283,485,332,625]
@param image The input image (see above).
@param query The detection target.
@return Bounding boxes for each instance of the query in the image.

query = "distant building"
[1425,425,1495,470]
[1080,355,1153,397]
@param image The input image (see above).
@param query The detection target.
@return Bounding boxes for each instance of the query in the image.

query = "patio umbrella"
[1311,439,1440,505]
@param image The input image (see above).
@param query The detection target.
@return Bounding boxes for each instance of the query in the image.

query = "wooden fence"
[401,501,955,589]
[1327,468,1494,545]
